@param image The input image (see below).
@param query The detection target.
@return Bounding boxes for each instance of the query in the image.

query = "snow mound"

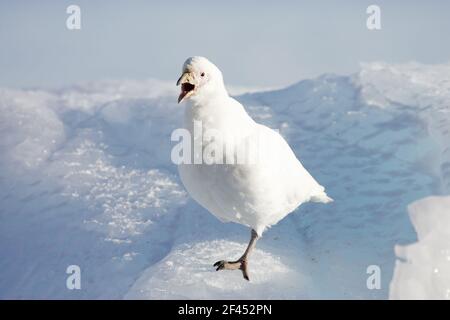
[390,196,450,299]
[356,61,450,110]
[0,80,188,298]
[356,62,450,193]
[125,240,308,299]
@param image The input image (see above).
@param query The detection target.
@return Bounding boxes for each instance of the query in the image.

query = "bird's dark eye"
[201,72,205,77]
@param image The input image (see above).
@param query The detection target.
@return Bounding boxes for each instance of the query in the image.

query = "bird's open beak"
[176,72,196,103]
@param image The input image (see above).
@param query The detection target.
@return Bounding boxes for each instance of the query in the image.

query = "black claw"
[214,260,225,271]
[213,259,250,280]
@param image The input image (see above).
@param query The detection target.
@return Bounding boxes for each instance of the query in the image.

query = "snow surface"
[0,62,449,299]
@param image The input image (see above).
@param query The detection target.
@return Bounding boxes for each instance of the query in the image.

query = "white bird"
[176,56,332,280]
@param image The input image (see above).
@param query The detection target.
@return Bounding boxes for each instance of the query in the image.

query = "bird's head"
[176,56,226,103]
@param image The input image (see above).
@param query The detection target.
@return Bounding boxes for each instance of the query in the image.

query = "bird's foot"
[213,258,250,281]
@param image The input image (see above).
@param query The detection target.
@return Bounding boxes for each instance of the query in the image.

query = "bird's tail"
[310,192,334,204]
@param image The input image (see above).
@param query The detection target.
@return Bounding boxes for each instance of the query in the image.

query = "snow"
[390,196,450,299]
[0,61,449,299]
[125,240,309,300]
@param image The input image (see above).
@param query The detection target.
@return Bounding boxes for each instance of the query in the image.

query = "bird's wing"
[180,123,327,229]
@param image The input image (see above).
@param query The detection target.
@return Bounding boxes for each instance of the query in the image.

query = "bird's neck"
[190,82,228,106]
[184,89,255,138]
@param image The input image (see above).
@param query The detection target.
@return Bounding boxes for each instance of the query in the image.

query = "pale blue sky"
[0,0,449,88]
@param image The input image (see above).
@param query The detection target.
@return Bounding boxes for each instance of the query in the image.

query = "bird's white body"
[177,57,332,236]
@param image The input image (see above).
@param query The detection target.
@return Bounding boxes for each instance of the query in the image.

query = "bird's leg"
[214,229,259,281]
